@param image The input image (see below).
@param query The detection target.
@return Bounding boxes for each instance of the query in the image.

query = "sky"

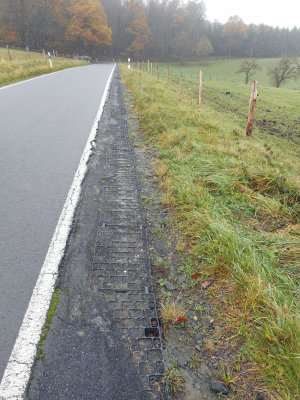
[204,0,300,29]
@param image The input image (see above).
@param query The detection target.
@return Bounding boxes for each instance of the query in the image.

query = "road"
[0,63,114,381]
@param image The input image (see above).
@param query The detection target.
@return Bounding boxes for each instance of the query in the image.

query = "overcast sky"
[204,0,300,29]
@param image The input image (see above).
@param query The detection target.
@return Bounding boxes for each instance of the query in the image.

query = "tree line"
[1,0,300,60]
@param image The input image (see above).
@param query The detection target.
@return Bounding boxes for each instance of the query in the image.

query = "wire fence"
[133,61,246,85]
[0,43,87,61]
[131,60,259,136]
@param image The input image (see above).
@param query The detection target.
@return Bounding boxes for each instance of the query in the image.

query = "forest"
[1,0,300,60]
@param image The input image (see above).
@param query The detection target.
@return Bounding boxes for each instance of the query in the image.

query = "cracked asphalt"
[0,63,114,381]
[27,68,167,399]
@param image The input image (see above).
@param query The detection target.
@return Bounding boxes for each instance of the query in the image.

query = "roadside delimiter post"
[48,52,53,69]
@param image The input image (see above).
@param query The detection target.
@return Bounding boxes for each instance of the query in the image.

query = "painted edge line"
[0,63,116,400]
[0,64,90,91]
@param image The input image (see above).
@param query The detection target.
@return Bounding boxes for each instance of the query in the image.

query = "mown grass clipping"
[121,64,300,399]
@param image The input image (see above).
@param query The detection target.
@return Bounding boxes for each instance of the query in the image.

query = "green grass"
[153,58,300,90]
[121,64,300,399]
[0,46,87,87]
[142,63,300,145]
[36,288,60,360]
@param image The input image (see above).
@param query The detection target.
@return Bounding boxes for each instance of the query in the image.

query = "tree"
[66,0,111,55]
[222,15,247,57]
[125,0,151,58]
[184,0,206,45]
[268,55,300,87]
[172,31,194,61]
[2,21,19,44]
[236,58,261,84]
[196,37,213,57]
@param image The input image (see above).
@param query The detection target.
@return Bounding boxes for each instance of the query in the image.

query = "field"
[140,61,300,145]
[0,46,87,87]
[121,63,300,399]
[158,58,300,90]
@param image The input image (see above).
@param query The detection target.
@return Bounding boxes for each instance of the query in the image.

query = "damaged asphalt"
[27,67,167,400]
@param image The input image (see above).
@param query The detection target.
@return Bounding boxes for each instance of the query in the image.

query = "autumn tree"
[2,21,19,44]
[196,37,213,57]
[268,55,300,87]
[66,0,111,55]
[125,0,151,58]
[0,0,33,46]
[222,15,247,57]
[236,58,261,84]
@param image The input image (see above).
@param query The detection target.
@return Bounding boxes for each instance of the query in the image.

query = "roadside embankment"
[121,64,300,399]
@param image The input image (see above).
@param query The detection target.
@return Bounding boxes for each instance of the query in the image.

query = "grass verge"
[121,65,300,399]
[0,47,87,87]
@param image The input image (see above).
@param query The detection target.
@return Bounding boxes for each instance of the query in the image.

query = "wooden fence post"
[156,64,159,79]
[246,81,258,136]
[166,67,169,85]
[147,60,150,72]
[199,70,203,105]
[7,45,12,61]
[179,72,182,95]
[151,63,153,75]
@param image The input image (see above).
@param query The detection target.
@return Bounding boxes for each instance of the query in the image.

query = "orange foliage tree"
[66,0,111,55]
[2,21,19,44]
[125,0,151,58]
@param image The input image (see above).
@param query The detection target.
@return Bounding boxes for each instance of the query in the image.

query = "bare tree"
[236,58,261,84]
[268,55,300,88]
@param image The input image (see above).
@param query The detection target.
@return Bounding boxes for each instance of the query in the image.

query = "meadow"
[159,58,300,90]
[0,46,87,87]
[121,63,300,399]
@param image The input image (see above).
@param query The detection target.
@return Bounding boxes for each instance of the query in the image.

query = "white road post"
[128,57,131,70]
[48,52,53,69]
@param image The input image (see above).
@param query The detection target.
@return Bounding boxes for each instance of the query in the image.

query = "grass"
[121,64,300,399]
[160,298,187,327]
[166,365,185,395]
[0,46,87,87]
[157,58,300,90]
[36,288,60,360]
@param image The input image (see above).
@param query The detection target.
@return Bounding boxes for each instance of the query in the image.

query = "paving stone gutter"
[27,67,168,400]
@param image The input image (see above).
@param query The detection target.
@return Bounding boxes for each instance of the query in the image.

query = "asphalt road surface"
[0,63,114,380]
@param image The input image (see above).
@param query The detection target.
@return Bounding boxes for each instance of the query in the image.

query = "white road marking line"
[0,64,116,400]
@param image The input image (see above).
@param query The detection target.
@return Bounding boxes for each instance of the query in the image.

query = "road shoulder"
[27,67,167,400]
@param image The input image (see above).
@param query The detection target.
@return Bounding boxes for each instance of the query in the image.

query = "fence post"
[179,72,182,95]
[147,60,150,72]
[166,67,169,85]
[246,81,258,136]
[156,64,159,79]
[199,70,203,106]
[6,45,12,61]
